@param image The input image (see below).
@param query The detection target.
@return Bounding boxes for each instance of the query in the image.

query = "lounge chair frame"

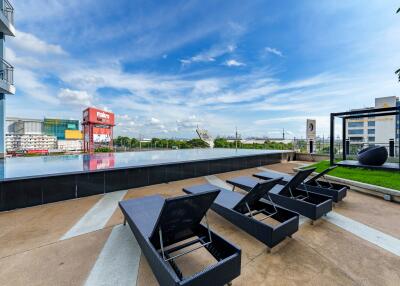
[253,166,348,203]
[183,178,299,250]
[158,213,213,262]
[119,191,241,286]
[229,169,332,221]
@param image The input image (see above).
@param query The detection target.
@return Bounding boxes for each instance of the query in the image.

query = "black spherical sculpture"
[357,146,388,166]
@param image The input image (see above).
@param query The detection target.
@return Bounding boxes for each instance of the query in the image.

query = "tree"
[187,139,209,148]
[397,8,400,81]
[130,138,139,148]
[214,138,230,148]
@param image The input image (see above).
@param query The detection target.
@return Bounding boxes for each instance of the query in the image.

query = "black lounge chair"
[253,166,348,203]
[183,178,299,251]
[119,191,241,286]
[227,168,333,222]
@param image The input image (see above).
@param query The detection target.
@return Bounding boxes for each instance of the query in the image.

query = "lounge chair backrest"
[306,166,336,183]
[149,190,220,248]
[281,168,316,194]
[233,178,282,213]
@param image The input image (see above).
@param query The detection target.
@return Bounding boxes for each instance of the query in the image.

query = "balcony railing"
[0,58,14,85]
[2,0,14,25]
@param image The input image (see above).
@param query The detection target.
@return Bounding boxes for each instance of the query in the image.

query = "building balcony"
[0,58,15,94]
[0,0,15,36]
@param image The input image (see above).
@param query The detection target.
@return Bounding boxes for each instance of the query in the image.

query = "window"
[349,137,363,142]
[348,122,364,128]
[368,121,375,127]
[368,129,375,134]
[348,129,364,135]
[368,137,375,142]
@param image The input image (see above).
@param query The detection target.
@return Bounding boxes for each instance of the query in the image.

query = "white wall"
[375,96,397,144]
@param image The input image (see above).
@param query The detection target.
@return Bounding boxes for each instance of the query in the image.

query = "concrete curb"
[293,167,400,203]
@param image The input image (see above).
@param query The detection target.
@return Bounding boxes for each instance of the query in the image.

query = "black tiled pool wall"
[0,152,287,211]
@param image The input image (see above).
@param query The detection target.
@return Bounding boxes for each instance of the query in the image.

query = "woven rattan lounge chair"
[119,190,241,286]
[227,169,333,222]
[253,166,348,203]
[183,178,299,252]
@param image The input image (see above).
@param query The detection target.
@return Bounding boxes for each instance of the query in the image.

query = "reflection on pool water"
[0,148,290,180]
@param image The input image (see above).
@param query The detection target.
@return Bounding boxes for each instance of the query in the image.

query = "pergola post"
[342,117,346,161]
[330,113,335,166]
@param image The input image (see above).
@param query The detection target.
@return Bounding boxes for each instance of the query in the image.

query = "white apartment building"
[346,96,400,145]
[6,134,57,151]
[57,140,83,151]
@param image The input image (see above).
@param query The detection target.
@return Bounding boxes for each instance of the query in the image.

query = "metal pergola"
[330,106,400,170]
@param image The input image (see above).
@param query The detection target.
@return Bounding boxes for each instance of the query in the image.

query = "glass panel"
[348,122,364,128]
[348,129,364,135]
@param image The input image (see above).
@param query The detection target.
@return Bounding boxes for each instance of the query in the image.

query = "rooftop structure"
[0,161,398,285]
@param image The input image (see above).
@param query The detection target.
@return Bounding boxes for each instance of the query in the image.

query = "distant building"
[6,134,57,152]
[5,117,83,152]
[6,117,43,135]
[346,96,399,145]
[44,118,80,140]
[57,139,83,151]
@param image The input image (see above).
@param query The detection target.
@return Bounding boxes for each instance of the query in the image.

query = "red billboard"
[82,107,115,153]
[83,107,115,125]
[93,127,112,143]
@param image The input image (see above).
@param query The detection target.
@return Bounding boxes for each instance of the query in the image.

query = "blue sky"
[7,0,400,139]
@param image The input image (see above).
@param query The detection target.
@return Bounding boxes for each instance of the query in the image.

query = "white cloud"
[116,114,131,120]
[176,115,202,130]
[224,59,245,67]
[180,44,236,65]
[191,55,216,63]
[193,80,221,94]
[227,45,236,52]
[57,88,93,106]
[14,68,59,104]
[11,30,67,56]
[179,59,192,65]
[150,117,160,124]
[28,56,397,138]
[265,47,283,57]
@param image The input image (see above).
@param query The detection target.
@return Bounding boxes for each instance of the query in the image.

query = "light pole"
[235,126,238,151]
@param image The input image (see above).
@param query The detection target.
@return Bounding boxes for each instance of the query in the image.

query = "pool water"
[0,149,290,180]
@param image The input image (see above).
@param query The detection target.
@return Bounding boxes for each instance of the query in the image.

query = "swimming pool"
[0,148,292,211]
[0,149,291,180]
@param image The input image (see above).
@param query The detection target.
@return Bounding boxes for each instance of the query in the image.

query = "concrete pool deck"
[0,162,399,285]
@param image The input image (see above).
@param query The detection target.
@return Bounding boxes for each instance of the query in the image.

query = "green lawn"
[303,160,400,191]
